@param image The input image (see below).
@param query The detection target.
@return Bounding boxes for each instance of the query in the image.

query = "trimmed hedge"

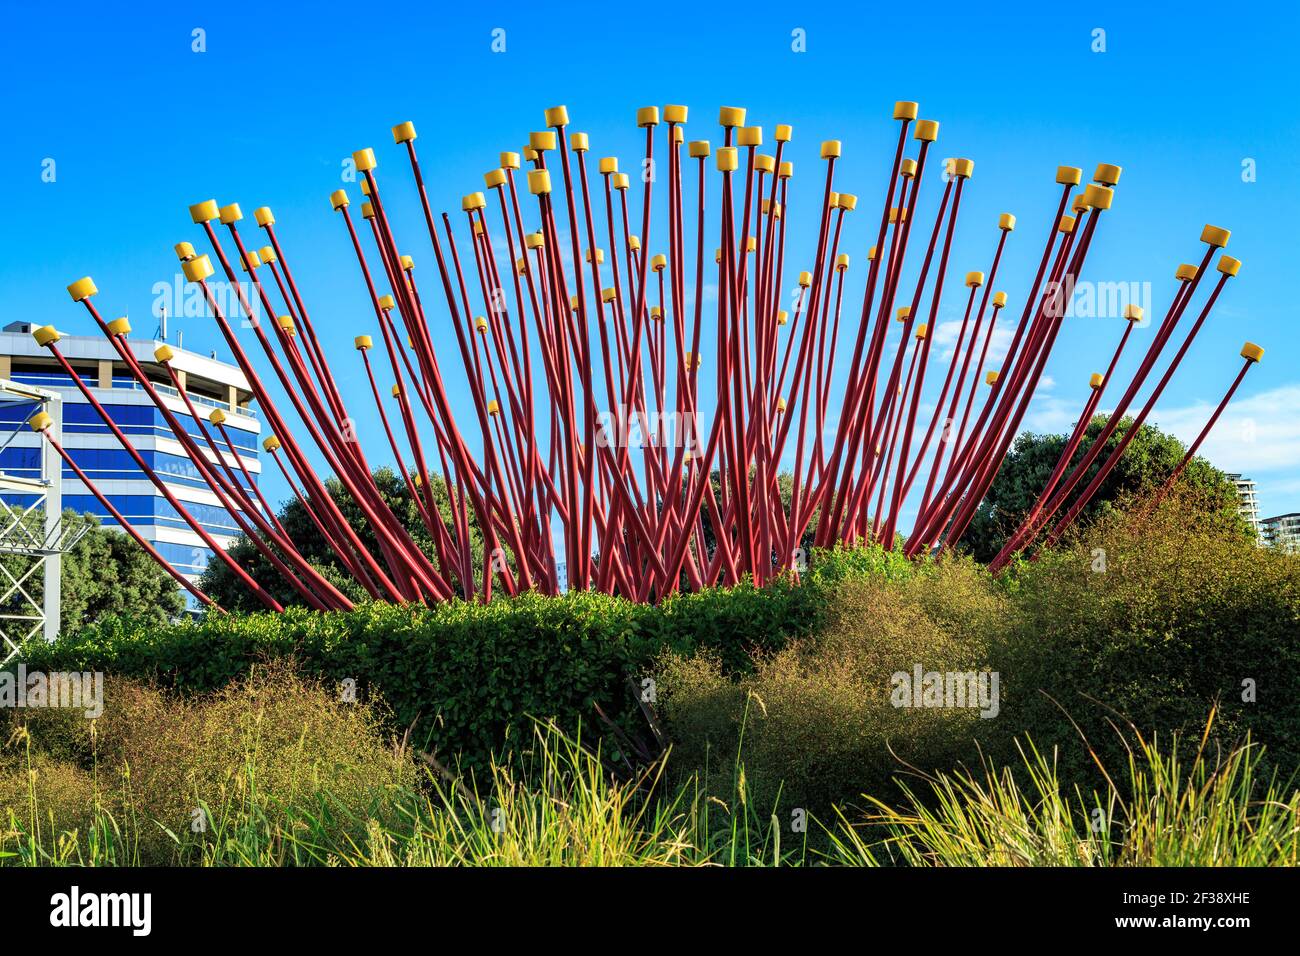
[16,548,914,770]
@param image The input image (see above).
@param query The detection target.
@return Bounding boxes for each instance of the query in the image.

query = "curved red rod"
[36,425,223,612]
[1145,353,1256,515]
[39,339,283,611]
[1038,268,1234,549]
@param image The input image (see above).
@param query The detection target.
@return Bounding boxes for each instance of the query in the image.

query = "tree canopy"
[956,414,1248,562]
[199,467,485,612]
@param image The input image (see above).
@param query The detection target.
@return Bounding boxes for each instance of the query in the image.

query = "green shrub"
[15,548,897,771]
[994,488,1300,791]
[1,665,415,865]
[658,493,1300,813]
[835,717,1299,867]
[657,557,1009,815]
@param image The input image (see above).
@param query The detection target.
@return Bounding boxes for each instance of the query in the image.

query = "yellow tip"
[528,170,552,195]
[33,325,61,347]
[718,106,746,128]
[1217,255,1242,277]
[1093,163,1122,186]
[352,148,377,172]
[66,276,98,302]
[189,199,219,223]
[1082,184,1114,210]
[913,120,939,142]
[183,255,215,283]
[1201,224,1231,248]
[529,130,557,152]
[1056,166,1083,186]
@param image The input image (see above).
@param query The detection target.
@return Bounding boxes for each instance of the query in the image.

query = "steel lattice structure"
[1,381,90,657]
[30,103,1263,612]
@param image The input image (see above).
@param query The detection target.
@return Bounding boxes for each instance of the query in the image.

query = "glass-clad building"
[0,323,260,597]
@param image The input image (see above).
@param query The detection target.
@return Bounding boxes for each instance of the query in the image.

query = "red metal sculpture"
[32,103,1262,607]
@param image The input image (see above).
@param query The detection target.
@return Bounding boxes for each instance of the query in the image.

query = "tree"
[0,509,186,637]
[198,467,486,612]
[957,414,1248,562]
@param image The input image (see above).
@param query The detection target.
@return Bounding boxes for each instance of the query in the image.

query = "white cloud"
[931,318,1015,366]
[1021,393,1087,435]
[1144,384,1300,475]
[1013,384,1300,476]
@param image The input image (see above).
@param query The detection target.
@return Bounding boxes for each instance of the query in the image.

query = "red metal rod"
[36,422,224,612]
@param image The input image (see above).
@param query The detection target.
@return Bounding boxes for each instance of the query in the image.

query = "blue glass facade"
[0,388,259,593]
[1,330,261,610]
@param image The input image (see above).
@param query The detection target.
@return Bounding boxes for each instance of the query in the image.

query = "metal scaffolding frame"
[0,379,86,662]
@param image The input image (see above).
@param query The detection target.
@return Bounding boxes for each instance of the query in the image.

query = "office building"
[0,323,260,594]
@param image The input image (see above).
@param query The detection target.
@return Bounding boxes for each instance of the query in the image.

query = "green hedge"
[16,548,912,770]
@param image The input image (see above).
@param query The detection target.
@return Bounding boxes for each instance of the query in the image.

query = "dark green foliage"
[198,467,485,612]
[19,549,887,770]
[19,494,1299,813]
[992,487,1300,792]
[660,489,1300,812]
[658,555,1004,815]
[959,414,1248,562]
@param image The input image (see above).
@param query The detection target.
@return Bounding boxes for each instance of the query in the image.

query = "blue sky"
[3,0,1298,523]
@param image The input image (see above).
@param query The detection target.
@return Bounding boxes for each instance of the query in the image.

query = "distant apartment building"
[1260,513,1300,553]
[1226,473,1260,537]
[0,323,260,597]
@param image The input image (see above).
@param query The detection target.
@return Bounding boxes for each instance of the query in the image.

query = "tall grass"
[4,701,1294,866]
[3,653,1294,867]
[0,718,799,867]
[828,711,1299,867]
